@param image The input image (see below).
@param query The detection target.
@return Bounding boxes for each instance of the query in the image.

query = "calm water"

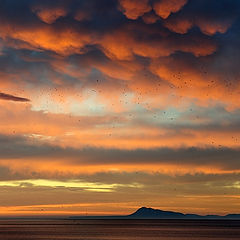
[0,219,239,240]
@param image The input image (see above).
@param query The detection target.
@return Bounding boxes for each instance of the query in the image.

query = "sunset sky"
[0,0,240,216]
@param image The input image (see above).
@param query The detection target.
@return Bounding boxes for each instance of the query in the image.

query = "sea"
[0,219,239,240]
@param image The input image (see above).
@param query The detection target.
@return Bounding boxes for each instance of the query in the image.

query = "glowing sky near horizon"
[0,0,240,216]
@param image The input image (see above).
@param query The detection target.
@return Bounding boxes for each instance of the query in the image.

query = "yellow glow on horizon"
[0,179,143,192]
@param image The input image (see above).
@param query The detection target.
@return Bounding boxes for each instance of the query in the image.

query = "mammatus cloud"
[0,92,30,102]
[164,14,234,35]
[118,0,188,20]
[32,5,68,24]
[118,0,151,20]
[153,0,188,19]
[0,0,238,109]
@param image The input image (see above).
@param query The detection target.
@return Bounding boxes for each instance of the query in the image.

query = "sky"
[0,0,240,216]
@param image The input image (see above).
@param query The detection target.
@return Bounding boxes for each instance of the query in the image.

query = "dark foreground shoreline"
[0,219,240,240]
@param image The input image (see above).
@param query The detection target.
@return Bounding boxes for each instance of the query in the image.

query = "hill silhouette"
[70,207,240,220]
[128,207,185,219]
[127,207,240,219]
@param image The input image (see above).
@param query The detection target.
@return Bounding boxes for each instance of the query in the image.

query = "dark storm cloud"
[163,0,240,34]
[0,0,239,107]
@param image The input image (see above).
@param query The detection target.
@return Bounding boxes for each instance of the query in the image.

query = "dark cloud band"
[0,92,30,102]
[0,134,239,171]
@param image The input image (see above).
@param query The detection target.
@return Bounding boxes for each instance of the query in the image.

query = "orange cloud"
[150,56,240,108]
[118,0,152,20]
[0,101,240,153]
[164,16,233,35]
[32,5,68,24]
[101,25,216,60]
[153,0,188,19]
[142,12,160,24]
[164,18,193,34]
[0,22,93,56]
[196,18,233,36]
[74,10,91,22]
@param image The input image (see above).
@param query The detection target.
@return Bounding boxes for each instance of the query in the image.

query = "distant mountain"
[70,207,240,220]
[128,207,185,219]
[127,207,240,219]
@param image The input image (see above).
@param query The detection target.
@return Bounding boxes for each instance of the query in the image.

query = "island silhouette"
[70,207,240,220]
